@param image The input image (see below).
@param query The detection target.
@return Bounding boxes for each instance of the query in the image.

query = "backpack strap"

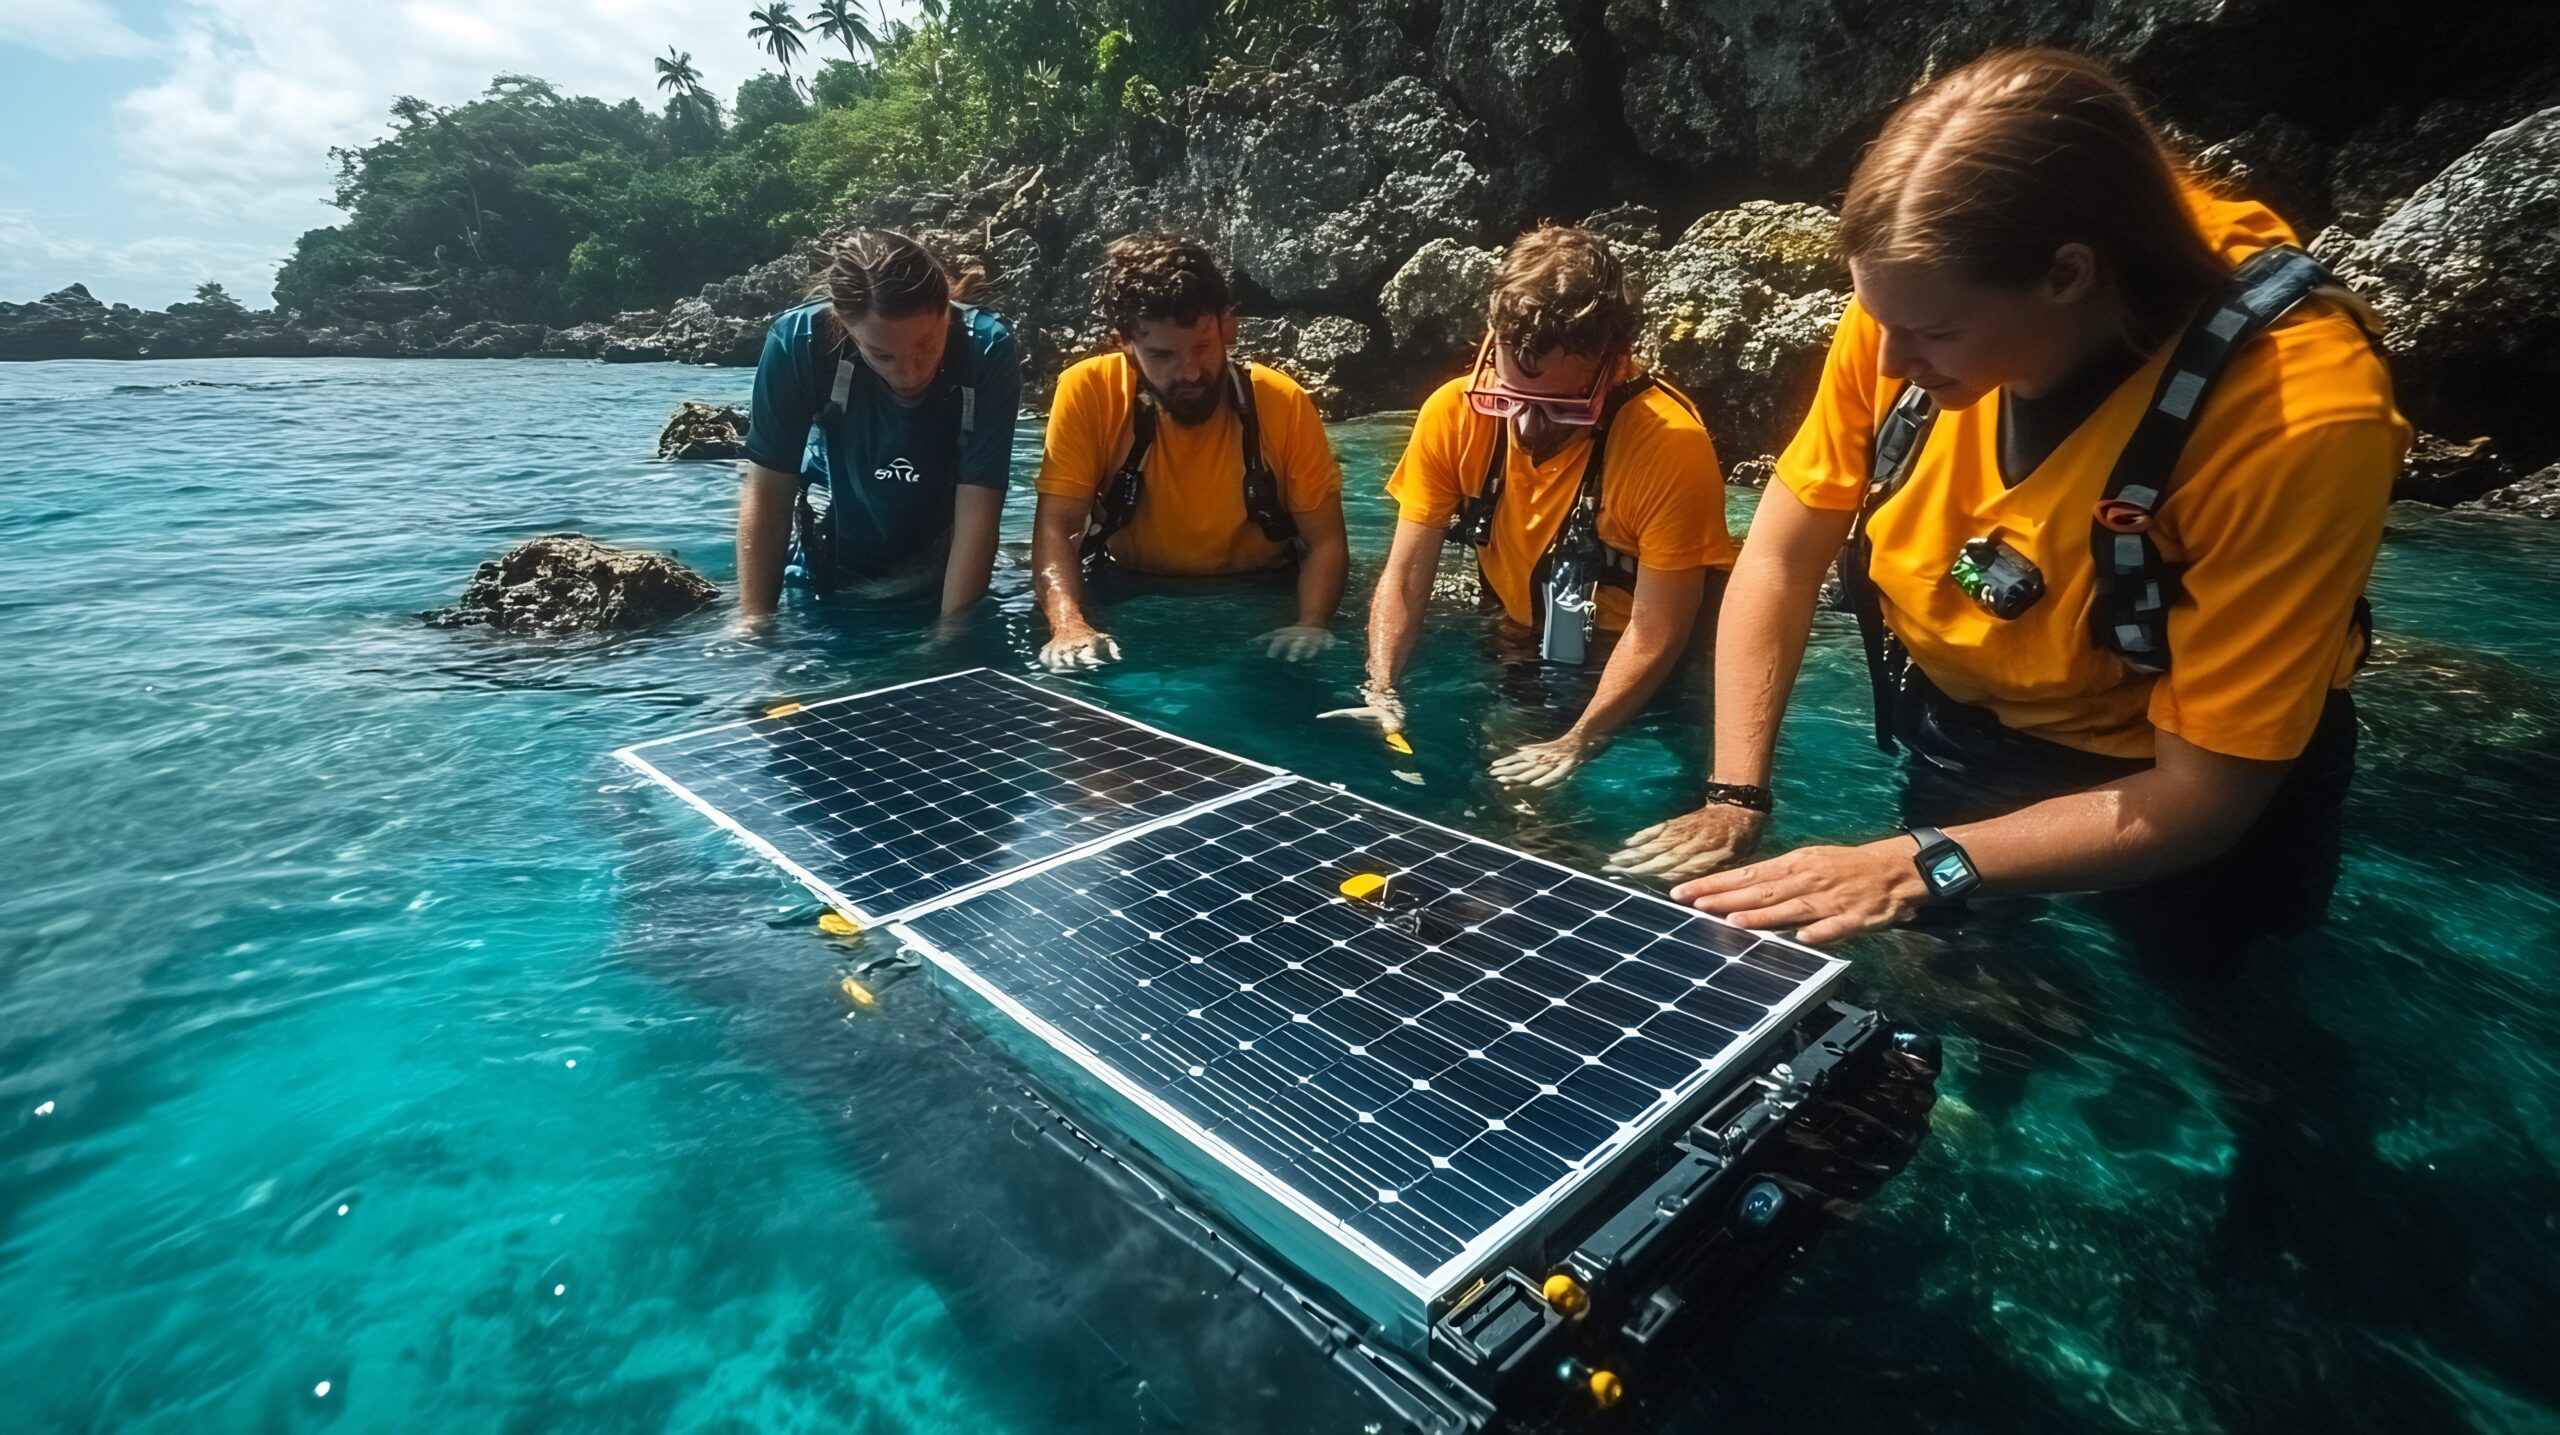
[1844,383,1941,751]
[2090,245,2340,673]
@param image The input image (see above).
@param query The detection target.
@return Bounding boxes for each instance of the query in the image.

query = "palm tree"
[654,46,703,99]
[811,0,875,62]
[746,4,809,84]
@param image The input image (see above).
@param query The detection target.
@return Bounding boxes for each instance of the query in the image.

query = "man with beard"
[1030,232,1348,670]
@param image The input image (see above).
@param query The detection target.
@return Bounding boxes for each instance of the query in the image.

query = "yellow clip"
[818,912,861,936]
[765,702,803,719]
[1541,1272,1589,1317]
[840,976,877,1009]
[1383,732,1413,756]
[1339,873,1389,904]
[1586,1369,1624,1409]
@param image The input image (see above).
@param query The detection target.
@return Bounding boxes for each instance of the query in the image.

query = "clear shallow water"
[3,357,2557,1433]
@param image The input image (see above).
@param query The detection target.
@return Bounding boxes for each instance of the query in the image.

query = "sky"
[0,1,915,310]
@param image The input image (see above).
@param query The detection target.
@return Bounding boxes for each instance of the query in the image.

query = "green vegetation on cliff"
[271,1,1333,325]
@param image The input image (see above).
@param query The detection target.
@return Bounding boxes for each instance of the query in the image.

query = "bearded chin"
[1156,374,1225,426]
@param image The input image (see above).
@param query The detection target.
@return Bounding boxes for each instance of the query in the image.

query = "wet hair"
[1486,225,1641,367]
[1098,231,1233,337]
[1839,48,2230,351]
[811,229,982,342]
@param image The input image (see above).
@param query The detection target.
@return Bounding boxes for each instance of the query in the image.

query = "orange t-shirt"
[1386,367,1736,632]
[1036,354,1342,576]
[1777,191,2411,762]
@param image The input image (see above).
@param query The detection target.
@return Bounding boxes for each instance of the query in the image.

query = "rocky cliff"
[10,2,2557,503]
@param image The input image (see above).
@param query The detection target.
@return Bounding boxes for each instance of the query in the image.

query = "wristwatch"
[1907,825,1982,904]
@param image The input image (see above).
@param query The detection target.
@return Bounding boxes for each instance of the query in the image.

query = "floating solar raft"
[618,671,1939,1430]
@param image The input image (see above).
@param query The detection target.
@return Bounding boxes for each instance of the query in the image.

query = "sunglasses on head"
[1462,332,1610,426]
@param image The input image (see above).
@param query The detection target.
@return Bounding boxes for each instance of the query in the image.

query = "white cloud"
[0,209,284,309]
[0,0,151,61]
[12,0,924,306]
[113,0,771,232]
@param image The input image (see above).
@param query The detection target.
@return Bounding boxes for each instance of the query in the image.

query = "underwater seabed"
[1,359,2556,1432]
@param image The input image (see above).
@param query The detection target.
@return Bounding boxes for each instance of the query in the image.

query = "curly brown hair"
[1098,231,1233,337]
[1486,225,1641,366]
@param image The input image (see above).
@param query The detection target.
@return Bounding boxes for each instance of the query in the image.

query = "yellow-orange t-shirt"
[1777,191,2411,762]
[1036,353,1342,575]
[1386,367,1736,632]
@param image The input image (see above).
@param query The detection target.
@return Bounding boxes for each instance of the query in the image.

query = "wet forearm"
[940,485,1001,617]
[1365,532,1438,690]
[735,465,798,618]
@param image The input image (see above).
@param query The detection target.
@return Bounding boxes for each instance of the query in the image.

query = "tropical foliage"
[271,1,1342,324]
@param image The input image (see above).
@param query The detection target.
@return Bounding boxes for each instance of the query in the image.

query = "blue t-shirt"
[741,300,1021,577]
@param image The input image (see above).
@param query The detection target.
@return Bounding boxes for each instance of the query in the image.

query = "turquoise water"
[4,357,2557,1433]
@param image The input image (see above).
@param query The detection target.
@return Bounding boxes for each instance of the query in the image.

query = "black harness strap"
[1843,384,1940,750]
[1078,360,1293,568]
[2091,245,2342,673]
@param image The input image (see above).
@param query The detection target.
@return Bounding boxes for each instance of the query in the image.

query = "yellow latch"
[840,976,877,1009]
[1586,1368,1624,1409]
[1338,872,1390,904]
[817,912,861,936]
[764,702,803,718]
[1541,1272,1589,1317]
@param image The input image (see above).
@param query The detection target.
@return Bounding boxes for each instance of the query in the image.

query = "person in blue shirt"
[735,230,1022,626]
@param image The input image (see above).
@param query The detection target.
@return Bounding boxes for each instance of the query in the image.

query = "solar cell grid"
[617,669,1278,920]
[898,779,1842,1284]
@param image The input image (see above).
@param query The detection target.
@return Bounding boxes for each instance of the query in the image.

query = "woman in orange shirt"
[1612,49,2408,952]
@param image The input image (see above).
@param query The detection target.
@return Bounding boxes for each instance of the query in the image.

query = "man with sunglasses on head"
[1030,232,1350,671]
[1327,224,1735,788]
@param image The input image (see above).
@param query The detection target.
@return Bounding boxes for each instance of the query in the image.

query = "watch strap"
[1697,780,1773,813]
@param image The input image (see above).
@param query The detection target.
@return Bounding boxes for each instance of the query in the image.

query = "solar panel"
[891,779,1846,1340]
[615,668,1282,922]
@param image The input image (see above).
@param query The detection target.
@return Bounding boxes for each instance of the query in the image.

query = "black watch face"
[1922,846,1977,895]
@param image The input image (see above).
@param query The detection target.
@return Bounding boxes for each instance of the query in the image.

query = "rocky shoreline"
[11,8,2558,511]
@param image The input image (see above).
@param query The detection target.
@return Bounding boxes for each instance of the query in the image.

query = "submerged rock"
[657,401,749,460]
[423,534,718,633]
[2339,108,2560,461]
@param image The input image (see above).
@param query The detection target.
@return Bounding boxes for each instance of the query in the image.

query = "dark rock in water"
[2470,464,2560,519]
[658,401,749,460]
[2397,432,2516,506]
[422,534,718,633]
[2339,108,2560,463]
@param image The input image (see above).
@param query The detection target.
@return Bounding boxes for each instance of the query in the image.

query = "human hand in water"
[1318,683,1407,737]
[1668,838,1930,946]
[1607,804,1767,881]
[1038,624,1122,671]
[1254,625,1335,663]
[1489,732,1601,789]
